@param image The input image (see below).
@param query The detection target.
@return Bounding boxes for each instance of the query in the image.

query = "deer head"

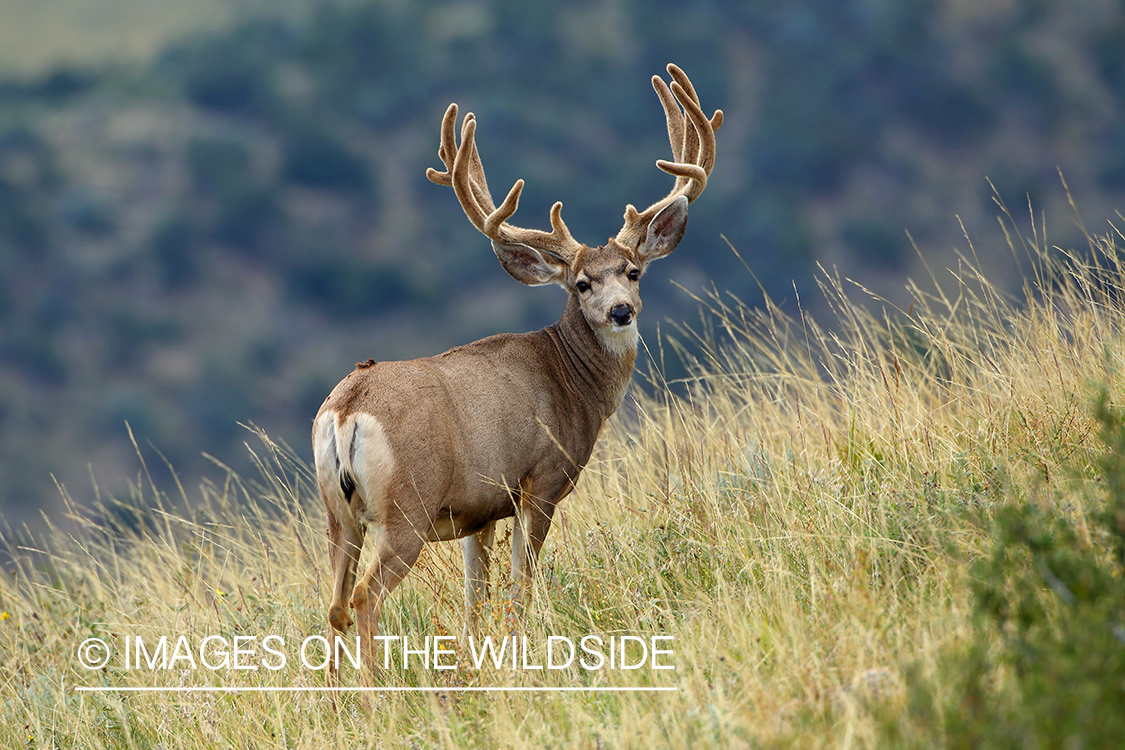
[426,63,723,355]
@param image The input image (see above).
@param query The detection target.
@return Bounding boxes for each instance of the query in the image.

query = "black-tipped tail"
[340,471,356,503]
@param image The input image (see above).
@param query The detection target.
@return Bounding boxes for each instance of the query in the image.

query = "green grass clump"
[885,387,1125,749]
[3,204,1125,748]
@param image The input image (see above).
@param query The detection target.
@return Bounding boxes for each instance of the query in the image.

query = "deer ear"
[637,195,689,267]
[492,241,569,287]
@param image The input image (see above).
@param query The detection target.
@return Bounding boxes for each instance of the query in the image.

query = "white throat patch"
[596,321,639,358]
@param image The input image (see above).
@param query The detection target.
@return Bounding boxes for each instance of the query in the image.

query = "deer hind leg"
[350,516,426,678]
[461,521,496,641]
[325,511,364,685]
[327,516,364,634]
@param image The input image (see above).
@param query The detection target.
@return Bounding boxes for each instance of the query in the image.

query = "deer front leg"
[461,521,496,641]
[508,478,570,632]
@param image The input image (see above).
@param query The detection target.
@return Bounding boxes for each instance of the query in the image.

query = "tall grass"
[3,203,1124,748]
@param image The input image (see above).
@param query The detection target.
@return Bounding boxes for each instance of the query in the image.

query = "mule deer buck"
[313,64,721,675]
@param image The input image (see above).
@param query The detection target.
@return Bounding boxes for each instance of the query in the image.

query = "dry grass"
[3,200,1124,748]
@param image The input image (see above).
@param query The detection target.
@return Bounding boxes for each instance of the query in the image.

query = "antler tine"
[616,64,722,250]
[426,107,495,220]
[658,81,712,185]
[652,75,685,164]
[428,104,582,262]
[451,115,492,227]
[668,63,724,143]
[425,103,459,186]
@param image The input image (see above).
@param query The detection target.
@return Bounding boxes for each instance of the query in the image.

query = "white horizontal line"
[74,685,676,693]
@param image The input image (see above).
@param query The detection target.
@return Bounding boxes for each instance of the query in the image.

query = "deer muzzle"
[609,304,635,326]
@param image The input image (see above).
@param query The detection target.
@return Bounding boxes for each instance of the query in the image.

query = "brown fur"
[312,64,720,681]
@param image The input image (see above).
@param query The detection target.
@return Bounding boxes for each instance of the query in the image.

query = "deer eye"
[627,268,640,282]
[576,279,591,293]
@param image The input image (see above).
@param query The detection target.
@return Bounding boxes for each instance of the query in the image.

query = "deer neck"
[547,294,637,419]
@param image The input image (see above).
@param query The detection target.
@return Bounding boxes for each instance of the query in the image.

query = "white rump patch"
[312,411,341,494]
[312,410,396,525]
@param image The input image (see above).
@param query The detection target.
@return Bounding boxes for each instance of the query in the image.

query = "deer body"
[313,65,720,676]
[316,294,635,544]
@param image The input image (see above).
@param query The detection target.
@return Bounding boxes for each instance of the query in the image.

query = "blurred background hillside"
[2,0,1125,530]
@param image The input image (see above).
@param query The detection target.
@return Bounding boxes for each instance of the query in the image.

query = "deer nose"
[609,304,634,326]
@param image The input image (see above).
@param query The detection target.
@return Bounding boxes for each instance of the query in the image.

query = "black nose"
[610,304,634,326]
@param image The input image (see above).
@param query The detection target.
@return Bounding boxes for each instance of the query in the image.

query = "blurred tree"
[281,130,370,192]
[1,0,1125,527]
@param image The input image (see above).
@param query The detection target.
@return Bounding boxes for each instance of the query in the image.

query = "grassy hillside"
[3,204,1123,747]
